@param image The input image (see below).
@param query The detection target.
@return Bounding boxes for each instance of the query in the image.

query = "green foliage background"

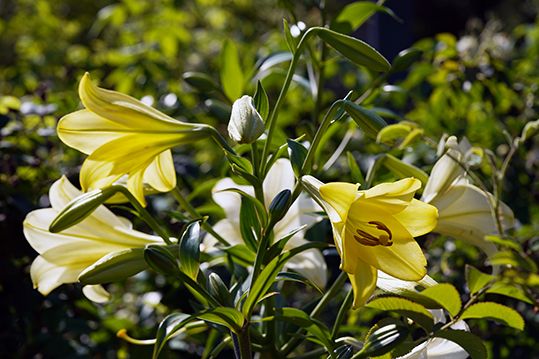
[1,0,538,357]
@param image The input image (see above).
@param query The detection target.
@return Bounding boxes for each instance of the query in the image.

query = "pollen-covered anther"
[354,221,393,247]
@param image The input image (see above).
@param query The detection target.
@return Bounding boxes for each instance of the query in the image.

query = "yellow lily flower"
[302,176,438,308]
[57,73,212,206]
[23,176,161,301]
[422,137,514,256]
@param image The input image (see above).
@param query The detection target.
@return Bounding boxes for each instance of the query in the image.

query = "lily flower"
[205,159,328,288]
[421,137,514,256]
[57,73,212,206]
[302,176,438,308]
[397,310,469,359]
[23,176,161,302]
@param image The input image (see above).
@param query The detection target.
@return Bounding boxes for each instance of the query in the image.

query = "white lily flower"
[397,310,469,359]
[422,137,514,256]
[23,176,161,302]
[205,158,328,288]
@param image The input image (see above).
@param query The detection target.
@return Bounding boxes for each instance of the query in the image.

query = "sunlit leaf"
[460,302,524,330]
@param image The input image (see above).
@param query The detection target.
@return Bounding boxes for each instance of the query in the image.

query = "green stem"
[331,288,354,339]
[261,28,318,175]
[232,327,252,359]
[171,186,230,246]
[280,271,348,356]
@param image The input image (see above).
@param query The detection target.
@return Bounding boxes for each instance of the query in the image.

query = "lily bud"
[228,95,265,144]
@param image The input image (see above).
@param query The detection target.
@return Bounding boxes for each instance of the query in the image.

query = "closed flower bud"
[228,95,265,144]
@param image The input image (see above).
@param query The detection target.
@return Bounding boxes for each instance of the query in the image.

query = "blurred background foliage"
[1,0,539,357]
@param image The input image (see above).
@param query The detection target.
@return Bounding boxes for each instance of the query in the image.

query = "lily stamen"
[354,221,393,247]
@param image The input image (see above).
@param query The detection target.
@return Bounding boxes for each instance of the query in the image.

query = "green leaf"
[153,313,192,359]
[197,307,245,333]
[389,48,423,74]
[208,273,233,306]
[242,254,286,316]
[460,302,524,330]
[182,72,219,92]
[144,245,179,277]
[253,80,269,120]
[356,321,409,358]
[223,244,256,266]
[484,235,521,251]
[179,221,202,280]
[465,265,493,295]
[366,297,434,330]
[275,271,323,293]
[283,19,298,53]
[488,250,537,272]
[418,283,462,317]
[331,2,397,34]
[265,225,307,262]
[343,101,387,139]
[49,186,118,232]
[239,196,262,252]
[287,138,308,176]
[346,151,365,185]
[78,248,147,284]
[434,329,487,359]
[275,307,333,352]
[486,282,535,305]
[220,39,244,101]
[314,27,390,72]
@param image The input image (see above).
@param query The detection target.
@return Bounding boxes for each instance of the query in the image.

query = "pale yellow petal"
[362,177,421,213]
[82,285,111,303]
[79,73,186,129]
[285,242,328,289]
[144,150,176,192]
[319,182,360,221]
[393,199,438,237]
[348,260,378,309]
[127,167,148,206]
[57,109,126,154]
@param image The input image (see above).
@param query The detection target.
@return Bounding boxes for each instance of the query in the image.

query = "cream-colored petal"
[348,260,378,309]
[376,271,437,294]
[212,178,253,222]
[285,245,328,289]
[144,150,176,192]
[82,285,111,303]
[393,199,438,237]
[30,256,82,295]
[263,158,295,207]
[57,110,127,154]
[422,144,466,204]
[204,219,244,249]
[319,182,360,221]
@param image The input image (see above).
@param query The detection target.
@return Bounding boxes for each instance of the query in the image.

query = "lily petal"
[348,260,378,308]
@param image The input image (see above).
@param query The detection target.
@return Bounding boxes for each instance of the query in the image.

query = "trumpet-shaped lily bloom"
[397,310,469,359]
[421,137,514,256]
[205,159,328,288]
[58,73,212,206]
[23,176,161,302]
[302,176,438,308]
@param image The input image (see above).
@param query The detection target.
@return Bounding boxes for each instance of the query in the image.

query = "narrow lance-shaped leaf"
[382,154,429,186]
[144,245,179,277]
[179,221,202,280]
[197,307,245,334]
[253,80,269,120]
[153,313,192,359]
[220,39,244,101]
[287,139,308,176]
[347,151,365,185]
[332,2,399,34]
[183,72,220,93]
[343,101,387,139]
[355,321,409,358]
[314,27,390,72]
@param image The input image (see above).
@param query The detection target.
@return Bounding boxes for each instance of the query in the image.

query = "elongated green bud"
[268,189,292,225]
[78,248,147,284]
[228,95,265,144]
[343,101,387,139]
[144,245,179,277]
[49,186,118,233]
